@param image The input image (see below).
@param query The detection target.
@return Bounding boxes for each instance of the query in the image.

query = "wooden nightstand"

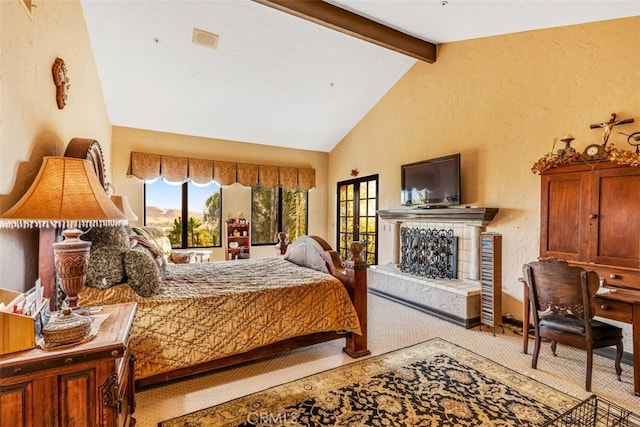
[0,302,137,427]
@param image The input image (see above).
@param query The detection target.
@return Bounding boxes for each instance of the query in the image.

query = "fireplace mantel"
[378,206,499,281]
[377,206,498,225]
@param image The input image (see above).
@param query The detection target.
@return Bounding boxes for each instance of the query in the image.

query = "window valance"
[128,152,315,190]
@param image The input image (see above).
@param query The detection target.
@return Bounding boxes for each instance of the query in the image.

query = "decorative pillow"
[82,226,130,289]
[132,226,173,261]
[284,235,332,274]
[124,246,162,297]
[170,251,194,264]
[130,234,167,278]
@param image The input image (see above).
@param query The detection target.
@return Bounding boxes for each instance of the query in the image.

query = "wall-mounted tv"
[401,153,461,207]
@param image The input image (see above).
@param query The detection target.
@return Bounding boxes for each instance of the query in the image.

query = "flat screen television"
[401,153,461,207]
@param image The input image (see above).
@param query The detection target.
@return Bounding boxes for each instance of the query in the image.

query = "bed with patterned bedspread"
[79,230,368,388]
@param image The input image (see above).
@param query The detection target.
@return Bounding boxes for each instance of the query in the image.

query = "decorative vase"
[52,229,91,309]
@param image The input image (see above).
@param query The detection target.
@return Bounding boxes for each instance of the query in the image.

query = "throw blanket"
[81,258,361,381]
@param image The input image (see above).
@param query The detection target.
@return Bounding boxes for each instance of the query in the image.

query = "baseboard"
[502,315,634,367]
[369,288,480,329]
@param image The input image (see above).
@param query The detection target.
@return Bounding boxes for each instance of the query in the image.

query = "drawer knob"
[600,304,610,310]
[64,358,73,364]
[14,367,23,374]
[111,350,119,357]
[609,273,619,279]
[589,214,598,219]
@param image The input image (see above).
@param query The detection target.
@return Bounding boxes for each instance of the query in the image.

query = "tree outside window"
[251,187,307,244]
[145,180,222,248]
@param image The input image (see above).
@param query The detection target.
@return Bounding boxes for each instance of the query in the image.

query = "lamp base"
[52,228,91,311]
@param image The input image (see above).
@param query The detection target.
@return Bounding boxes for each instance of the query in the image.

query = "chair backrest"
[523,258,599,320]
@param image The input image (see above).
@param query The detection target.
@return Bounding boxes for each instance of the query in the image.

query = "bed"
[46,140,368,388]
[75,233,369,389]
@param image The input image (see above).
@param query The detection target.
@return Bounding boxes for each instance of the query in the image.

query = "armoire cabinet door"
[590,167,640,268]
[540,170,590,261]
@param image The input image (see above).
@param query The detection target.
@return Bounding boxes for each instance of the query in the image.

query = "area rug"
[159,338,578,426]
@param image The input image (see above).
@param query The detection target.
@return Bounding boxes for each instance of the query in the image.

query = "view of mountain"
[145,206,205,229]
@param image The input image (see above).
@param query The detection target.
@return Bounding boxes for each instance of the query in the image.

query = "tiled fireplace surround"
[371,208,498,328]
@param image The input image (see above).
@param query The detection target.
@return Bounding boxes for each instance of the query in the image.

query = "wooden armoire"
[540,161,640,290]
[539,160,640,397]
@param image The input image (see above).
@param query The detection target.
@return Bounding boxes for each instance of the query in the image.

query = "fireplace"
[370,207,499,328]
[399,227,458,279]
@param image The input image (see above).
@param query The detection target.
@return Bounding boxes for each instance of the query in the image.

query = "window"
[144,180,222,248]
[251,187,307,244]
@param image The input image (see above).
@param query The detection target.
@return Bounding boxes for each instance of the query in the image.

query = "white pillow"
[284,236,332,274]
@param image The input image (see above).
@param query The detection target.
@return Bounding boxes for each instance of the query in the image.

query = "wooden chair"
[522,258,623,391]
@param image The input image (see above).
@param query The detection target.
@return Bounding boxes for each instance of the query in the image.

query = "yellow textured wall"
[0,0,112,291]
[329,17,640,319]
[111,126,330,260]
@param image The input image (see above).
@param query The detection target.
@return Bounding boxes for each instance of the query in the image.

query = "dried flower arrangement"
[532,144,640,174]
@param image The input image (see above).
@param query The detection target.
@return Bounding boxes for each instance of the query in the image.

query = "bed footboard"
[310,237,370,358]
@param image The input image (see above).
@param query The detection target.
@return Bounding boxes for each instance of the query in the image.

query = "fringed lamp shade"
[0,157,127,310]
[0,157,126,228]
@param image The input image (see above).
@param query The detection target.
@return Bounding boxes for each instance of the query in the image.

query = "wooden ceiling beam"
[252,0,437,63]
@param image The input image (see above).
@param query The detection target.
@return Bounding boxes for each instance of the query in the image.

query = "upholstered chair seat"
[539,312,623,341]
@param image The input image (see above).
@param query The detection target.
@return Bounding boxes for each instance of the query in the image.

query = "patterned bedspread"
[81,257,361,381]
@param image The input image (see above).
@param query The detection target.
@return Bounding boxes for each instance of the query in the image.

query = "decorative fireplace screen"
[400,228,458,279]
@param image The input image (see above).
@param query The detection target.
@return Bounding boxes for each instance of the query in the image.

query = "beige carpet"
[135,293,639,426]
[159,338,579,426]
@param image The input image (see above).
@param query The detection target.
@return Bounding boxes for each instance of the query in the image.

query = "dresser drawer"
[570,263,640,290]
[594,296,633,323]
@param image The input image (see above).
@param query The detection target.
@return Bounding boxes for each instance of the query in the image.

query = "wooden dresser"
[0,302,137,426]
[538,161,640,395]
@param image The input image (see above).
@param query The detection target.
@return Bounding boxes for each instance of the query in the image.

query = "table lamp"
[0,156,127,310]
[110,195,138,221]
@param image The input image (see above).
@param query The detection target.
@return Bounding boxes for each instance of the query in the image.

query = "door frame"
[336,174,379,265]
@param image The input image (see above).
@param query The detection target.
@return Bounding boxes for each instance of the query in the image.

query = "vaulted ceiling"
[80,0,640,152]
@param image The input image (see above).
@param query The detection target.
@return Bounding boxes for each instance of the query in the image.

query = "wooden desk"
[522,282,640,397]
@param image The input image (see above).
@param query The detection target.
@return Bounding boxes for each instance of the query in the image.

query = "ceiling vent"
[192,28,219,49]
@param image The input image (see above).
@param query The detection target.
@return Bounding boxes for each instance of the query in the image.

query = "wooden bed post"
[309,236,370,358]
[342,241,371,358]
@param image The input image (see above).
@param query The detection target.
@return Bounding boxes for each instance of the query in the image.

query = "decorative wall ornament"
[532,143,640,174]
[589,113,634,147]
[619,131,640,154]
[555,134,576,158]
[532,113,639,174]
[52,57,70,109]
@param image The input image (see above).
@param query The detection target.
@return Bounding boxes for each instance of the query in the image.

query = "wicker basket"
[540,395,640,427]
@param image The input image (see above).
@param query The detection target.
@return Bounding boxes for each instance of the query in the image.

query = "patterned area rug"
[159,338,578,426]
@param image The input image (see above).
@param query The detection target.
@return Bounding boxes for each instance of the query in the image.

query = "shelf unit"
[226,222,250,260]
[480,232,502,333]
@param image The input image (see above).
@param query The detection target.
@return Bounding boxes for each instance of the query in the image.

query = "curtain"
[160,155,189,183]
[259,165,279,187]
[214,161,237,186]
[297,168,315,191]
[236,163,258,186]
[279,167,298,189]
[128,151,315,189]
[188,158,214,184]
[129,152,161,180]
